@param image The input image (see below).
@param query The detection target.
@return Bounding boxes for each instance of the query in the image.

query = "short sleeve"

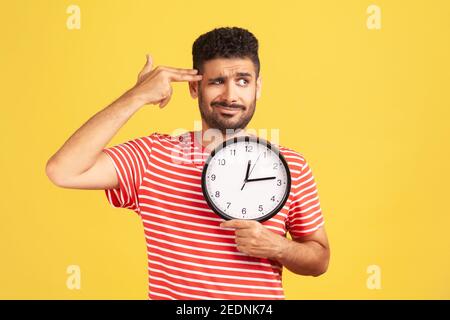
[102,134,155,214]
[287,156,325,238]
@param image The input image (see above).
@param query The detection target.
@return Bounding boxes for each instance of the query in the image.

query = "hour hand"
[241,160,251,191]
[244,160,251,181]
[246,176,276,182]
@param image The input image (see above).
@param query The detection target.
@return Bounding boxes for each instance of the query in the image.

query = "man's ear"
[256,76,262,100]
[189,81,199,99]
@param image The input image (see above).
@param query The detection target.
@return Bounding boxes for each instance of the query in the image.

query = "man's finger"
[146,53,153,66]
[235,229,252,238]
[169,72,203,82]
[161,66,199,74]
[137,54,153,83]
[142,54,153,72]
[159,95,171,108]
[220,219,255,229]
[159,86,172,108]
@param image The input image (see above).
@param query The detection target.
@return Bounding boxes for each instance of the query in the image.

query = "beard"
[198,89,256,134]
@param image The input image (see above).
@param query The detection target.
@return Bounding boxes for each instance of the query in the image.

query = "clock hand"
[240,160,251,191]
[241,151,264,190]
[245,160,251,181]
[247,151,263,180]
[246,176,276,182]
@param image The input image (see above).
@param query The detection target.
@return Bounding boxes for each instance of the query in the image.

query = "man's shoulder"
[275,144,306,167]
[147,131,192,147]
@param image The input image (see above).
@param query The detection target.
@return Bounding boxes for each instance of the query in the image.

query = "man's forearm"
[46,90,143,178]
[275,236,329,277]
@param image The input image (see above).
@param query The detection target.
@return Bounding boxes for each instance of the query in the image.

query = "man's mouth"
[215,105,242,115]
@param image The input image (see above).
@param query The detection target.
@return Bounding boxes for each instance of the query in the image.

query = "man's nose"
[221,81,239,104]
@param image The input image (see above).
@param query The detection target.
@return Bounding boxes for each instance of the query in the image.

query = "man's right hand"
[126,54,203,108]
[46,54,201,190]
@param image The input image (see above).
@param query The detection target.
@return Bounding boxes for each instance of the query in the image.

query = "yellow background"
[1,0,449,299]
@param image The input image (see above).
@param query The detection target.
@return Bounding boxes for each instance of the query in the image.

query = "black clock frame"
[201,135,292,222]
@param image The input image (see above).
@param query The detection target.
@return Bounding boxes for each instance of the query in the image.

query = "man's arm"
[276,226,330,277]
[220,220,330,277]
[45,54,203,189]
[45,93,142,189]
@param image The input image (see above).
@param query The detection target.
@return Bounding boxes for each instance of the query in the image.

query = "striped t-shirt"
[102,130,325,300]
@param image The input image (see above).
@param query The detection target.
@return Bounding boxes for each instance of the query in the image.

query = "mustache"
[211,101,245,109]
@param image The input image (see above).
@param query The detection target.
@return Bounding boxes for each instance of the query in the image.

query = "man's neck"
[197,122,252,153]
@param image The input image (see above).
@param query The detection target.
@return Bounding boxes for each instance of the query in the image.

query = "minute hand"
[246,176,276,182]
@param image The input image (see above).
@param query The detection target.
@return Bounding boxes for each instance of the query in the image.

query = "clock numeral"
[263,151,267,158]
[230,149,236,156]
[277,179,282,186]
[258,205,263,212]
[215,191,220,198]
[226,202,231,209]
[273,163,278,170]
[242,208,246,214]
[245,145,253,152]
[218,159,226,165]
[210,174,216,181]
[271,196,275,202]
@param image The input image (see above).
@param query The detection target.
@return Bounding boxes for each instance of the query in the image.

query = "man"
[46,27,330,300]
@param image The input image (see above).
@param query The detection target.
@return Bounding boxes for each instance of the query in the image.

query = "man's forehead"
[203,59,255,77]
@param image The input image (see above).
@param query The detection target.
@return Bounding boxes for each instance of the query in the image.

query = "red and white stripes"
[102,131,324,300]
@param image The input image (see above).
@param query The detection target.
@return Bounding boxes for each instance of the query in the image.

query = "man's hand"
[126,53,203,108]
[220,220,288,260]
[220,219,330,277]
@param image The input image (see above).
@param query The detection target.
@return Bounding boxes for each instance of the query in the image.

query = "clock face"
[201,136,291,222]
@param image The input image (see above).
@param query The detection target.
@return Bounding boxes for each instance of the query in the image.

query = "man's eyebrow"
[208,72,253,81]
[235,72,252,78]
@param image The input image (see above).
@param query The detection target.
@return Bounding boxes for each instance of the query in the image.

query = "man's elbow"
[312,249,330,277]
[311,264,328,277]
[45,159,67,188]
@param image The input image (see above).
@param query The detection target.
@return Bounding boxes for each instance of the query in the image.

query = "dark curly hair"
[192,27,260,78]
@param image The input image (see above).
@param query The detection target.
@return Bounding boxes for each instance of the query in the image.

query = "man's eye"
[210,79,248,85]
[237,79,249,86]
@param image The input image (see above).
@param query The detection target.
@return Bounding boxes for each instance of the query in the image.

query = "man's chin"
[213,118,242,129]
[216,125,248,135]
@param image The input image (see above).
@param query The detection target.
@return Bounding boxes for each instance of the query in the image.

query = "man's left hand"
[220,219,289,260]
